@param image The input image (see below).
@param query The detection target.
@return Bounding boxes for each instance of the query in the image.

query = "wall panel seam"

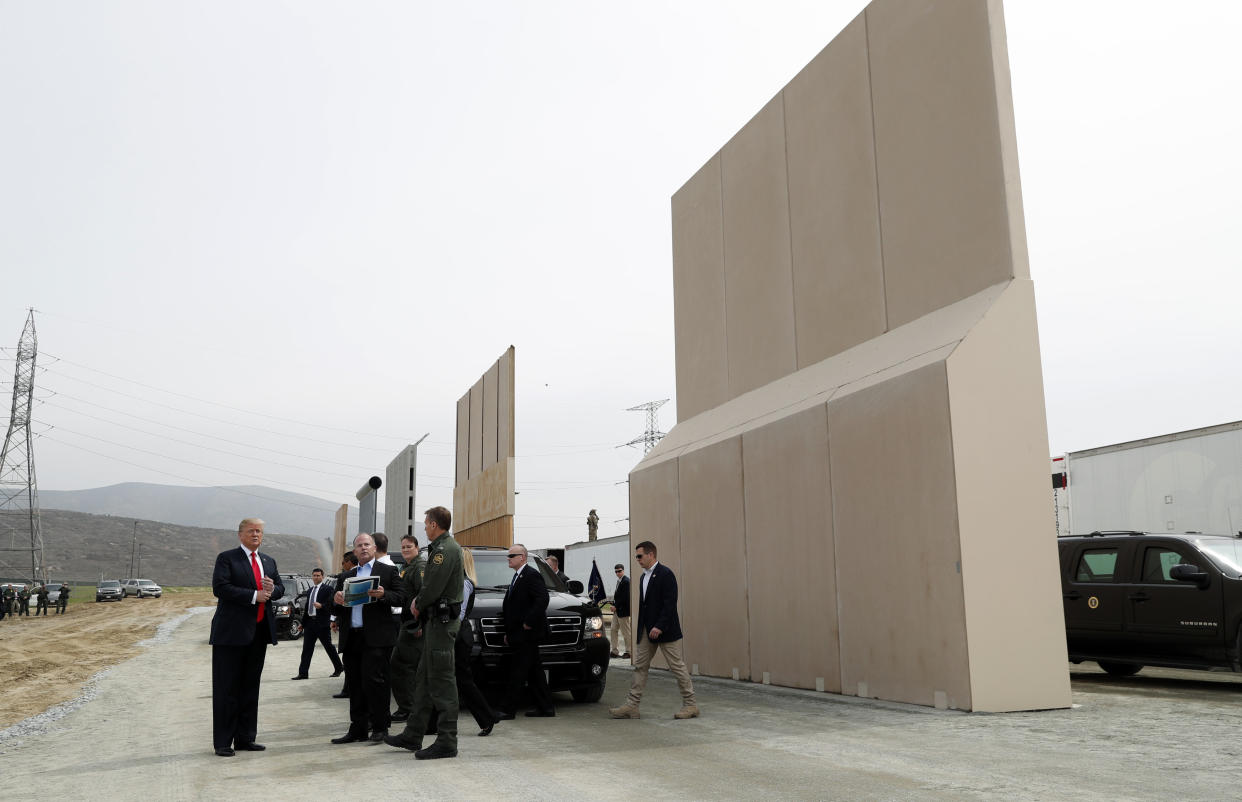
[862,9,889,332]
[715,153,732,401]
[780,90,800,370]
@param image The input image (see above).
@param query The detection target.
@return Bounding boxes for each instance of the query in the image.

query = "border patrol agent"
[388,534,428,723]
[387,505,463,759]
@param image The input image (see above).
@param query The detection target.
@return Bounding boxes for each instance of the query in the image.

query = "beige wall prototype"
[632,0,1069,712]
[453,347,516,547]
[332,504,348,569]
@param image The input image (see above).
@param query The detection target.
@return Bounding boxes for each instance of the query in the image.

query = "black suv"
[1059,531,1242,675]
[274,573,312,640]
[465,547,610,702]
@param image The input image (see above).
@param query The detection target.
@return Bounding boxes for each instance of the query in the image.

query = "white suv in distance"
[122,578,163,598]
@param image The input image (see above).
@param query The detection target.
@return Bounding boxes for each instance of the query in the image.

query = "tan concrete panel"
[456,516,513,549]
[498,346,514,459]
[456,393,469,487]
[784,13,887,366]
[456,458,514,532]
[482,361,499,469]
[866,0,1017,327]
[721,96,797,400]
[984,0,1030,281]
[946,280,1070,711]
[743,405,840,692]
[468,377,484,479]
[677,437,750,680]
[333,504,348,568]
[672,156,729,422]
[829,362,970,709]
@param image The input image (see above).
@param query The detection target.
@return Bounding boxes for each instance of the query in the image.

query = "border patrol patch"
[433,553,444,565]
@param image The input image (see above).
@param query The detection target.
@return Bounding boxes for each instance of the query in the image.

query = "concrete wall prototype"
[384,445,419,541]
[332,504,348,569]
[453,347,516,547]
[630,0,1069,712]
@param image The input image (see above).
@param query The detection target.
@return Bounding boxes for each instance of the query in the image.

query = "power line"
[41,349,431,443]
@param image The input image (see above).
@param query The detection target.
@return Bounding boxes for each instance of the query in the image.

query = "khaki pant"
[626,635,695,707]
[610,614,630,655]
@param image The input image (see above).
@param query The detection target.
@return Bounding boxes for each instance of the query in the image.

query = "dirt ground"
[0,589,215,727]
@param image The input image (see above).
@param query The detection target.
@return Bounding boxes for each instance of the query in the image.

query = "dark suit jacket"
[332,560,405,651]
[209,547,285,646]
[613,575,631,618]
[636,563,682,644]
[502,564,549,645]
[302,581,334,629]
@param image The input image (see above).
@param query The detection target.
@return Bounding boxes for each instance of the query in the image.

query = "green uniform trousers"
[401,617,460,749]
[390,624,425,717]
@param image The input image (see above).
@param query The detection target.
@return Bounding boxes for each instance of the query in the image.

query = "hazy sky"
[2,1,1239,550]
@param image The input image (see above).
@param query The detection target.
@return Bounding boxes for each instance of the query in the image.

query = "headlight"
[585,616,603,631]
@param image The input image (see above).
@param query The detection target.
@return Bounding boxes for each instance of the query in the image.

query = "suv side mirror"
[1169,564,1210,589]
[567,580,584,595]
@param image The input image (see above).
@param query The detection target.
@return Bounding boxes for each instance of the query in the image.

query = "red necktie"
[251,552,265,622]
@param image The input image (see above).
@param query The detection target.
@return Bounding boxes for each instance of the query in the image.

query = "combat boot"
[609,704,640,719]
[674,704,700,719]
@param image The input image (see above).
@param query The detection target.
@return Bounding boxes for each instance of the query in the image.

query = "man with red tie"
[209,518,285,757]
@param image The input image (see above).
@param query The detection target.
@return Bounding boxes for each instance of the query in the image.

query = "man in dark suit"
[292,568,343,680]
[498,543,554,718]
[330,533,406,744]
[610,563,631,659]
[609,540,698,720]
[209,517,285,756]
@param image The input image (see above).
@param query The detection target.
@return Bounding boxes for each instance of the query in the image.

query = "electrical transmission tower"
[620,399,668,454]
[0,309,45,582]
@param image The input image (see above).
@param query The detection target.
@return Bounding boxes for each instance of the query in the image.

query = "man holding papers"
[329,532,406,744]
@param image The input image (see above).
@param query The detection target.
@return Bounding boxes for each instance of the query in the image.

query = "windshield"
[471,551,559,590]
[138,580,157,587]
[100,581,120,588]
[1195,538,1242,577]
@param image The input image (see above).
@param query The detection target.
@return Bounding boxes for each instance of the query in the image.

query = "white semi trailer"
[1052,420,1242,537]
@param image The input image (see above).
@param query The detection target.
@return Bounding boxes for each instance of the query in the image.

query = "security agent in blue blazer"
[209,518,285,756]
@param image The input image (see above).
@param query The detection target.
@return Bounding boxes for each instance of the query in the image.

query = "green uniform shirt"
[398,555,427,623]
[416,532,464,612]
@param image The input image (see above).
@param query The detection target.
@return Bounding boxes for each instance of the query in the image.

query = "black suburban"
[1059,531,1242,675]
[465,547,610,702]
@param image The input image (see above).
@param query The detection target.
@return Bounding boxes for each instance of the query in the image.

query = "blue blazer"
[209,547,285,646]
[636,563,683,644]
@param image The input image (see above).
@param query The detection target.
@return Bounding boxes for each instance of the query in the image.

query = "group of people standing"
[0,581,69,620]
[208,512,700,760]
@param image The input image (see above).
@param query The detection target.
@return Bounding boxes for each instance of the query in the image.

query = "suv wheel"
[570,682,605,703]
[288,619,304,640]
[1098,660,1142,677]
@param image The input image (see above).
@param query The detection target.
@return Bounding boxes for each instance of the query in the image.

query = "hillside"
[14,509,332,586]
[38,482,381,537]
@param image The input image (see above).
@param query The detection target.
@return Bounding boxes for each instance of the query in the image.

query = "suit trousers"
[212,626,269,749]
[610,614,630,655]
[402,617,460,749]
[344,641,393,733]
[504,635,554,714]
[626,635,696,707]
[455,625,497,728]
[389,624,425,716]
[298,623,342,676]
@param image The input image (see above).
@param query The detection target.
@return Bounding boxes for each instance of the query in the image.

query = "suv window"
[1076,548,1119,582]
[1140,547,1195,584]
[99,581,120,588]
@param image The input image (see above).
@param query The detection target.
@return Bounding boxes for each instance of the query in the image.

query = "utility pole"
[0,309,45,582]
[619,399,668,454]
[129,521,138,578]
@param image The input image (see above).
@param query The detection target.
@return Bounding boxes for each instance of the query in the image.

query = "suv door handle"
[1063,591,1081,600]
[1128,592,1151,602]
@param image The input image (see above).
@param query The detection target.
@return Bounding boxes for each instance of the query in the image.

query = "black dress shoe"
[291,675,309,681]
[390,711,409,722]
[478,722,494,737]
[235,742,266,751]
[525,709,556,718]
[495,711,515,720]
[331,731,367,744]
[332,692,349,699]
[369,729,388,742]
[383,733,421,751]
[331,668,344,677]
[415,743,458,760]
[215,748,235,757]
